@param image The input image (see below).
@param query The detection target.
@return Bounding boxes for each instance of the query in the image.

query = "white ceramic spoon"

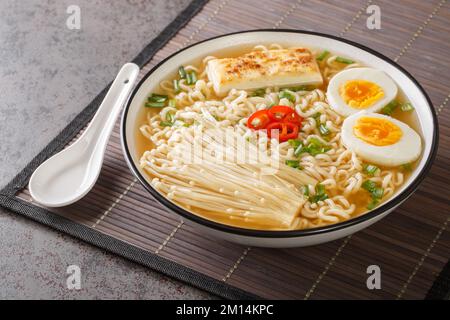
[29,63,140,207]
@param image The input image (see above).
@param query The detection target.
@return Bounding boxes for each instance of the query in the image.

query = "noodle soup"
[135,44,423,231]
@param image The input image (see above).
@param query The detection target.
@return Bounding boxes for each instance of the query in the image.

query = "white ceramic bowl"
[121,30,438,248]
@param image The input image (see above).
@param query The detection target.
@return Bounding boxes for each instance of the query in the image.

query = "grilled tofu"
[207,48,323,94]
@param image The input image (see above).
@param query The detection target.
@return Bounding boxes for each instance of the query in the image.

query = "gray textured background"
[0,0,211,299]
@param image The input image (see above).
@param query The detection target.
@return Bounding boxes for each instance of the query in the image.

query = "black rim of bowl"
[121,29,439,239]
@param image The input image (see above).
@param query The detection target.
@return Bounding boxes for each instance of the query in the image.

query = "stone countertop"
[0,0,211,299]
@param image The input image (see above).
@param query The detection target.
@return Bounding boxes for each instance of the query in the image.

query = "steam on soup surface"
[136,44,422,231]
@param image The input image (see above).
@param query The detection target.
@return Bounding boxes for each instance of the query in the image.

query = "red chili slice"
[283,111,303,126]
[266,121,299,142]
[268,105,294,122]
[247,110,272,130]
[268,105,303,126]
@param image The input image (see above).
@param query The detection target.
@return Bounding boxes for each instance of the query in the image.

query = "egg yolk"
[353,117,403,146]
[340,80,384,109]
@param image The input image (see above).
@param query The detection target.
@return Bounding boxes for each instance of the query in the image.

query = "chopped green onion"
[148,94,168,103]
[371,187,384,199]
[335,56,354,64]
[312,113,330,137]
[292,137,331,157]
[363,164,380,176]
[309,183,328,203]
[279,90,296,102]
[381,100,399,116]
[362,180,384,209]
[186,71,197,85]
[312,112,321,120]
[315,183,326,195]
[173,79,180,93]
[401,163,413,171]
[401,102,414,112]
[303,185,310,197]
[294,143,306,157]
[319,124,330,136]
[159,121,173,127]
[288,139,302,149]
[367,199,379,210]
[166,112,174,123]
[145,101,166,108]
[250,88,266,97]
[305,137,331,156]
[310,193,328,203]
[285,160,302,169]
[178,66,187,79]
[168,99,177,108]
[362,180,377,193]
[317,50,330,61]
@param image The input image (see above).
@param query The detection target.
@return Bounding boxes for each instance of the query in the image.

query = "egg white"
[341,112,422,167]
[327,68,398,117]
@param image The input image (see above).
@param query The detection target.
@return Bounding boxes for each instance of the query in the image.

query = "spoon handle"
[83,63,140,147]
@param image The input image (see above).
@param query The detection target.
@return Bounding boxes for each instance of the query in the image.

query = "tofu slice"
[207,48,323,95]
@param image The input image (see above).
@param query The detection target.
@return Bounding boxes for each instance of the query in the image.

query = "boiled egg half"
[327,68,398,117]
[341,112,421,167]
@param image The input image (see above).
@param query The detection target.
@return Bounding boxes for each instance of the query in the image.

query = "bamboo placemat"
[1,0,449,299]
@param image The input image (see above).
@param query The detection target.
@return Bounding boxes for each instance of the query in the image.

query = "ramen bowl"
[121,30,438,248]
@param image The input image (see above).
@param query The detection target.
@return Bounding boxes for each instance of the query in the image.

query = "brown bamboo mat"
[1,0,449,299]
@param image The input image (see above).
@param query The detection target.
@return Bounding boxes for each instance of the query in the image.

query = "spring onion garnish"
[285,160,302,169]
[401,163,413,171]
[362,180,376,192]
[148,93,168,102]
[186,71,197,85]
[335,56,354,64]
[303,185,310,197]
[178,66,187,79]
[362,180,384,210]
[401,102,414,112]
[173,79,180,93]
[166,112,174,123]
[305,137,331,156]
[288,139,307,157]
[312,112,321,121]
[309,183,328,203]
[279,90,296,103]
[367,199,379,210]
[318,124,330,136]
[159,112,175,127]
[145,101,166,108]
[159,121,173,127]
[317,50,330,61]
[312,112,330,137]
[294,142,305,157]
[371,187,384,199]
[381,100,399,116]
[363,164,380,176]
[146,93,168,107]
[168,99,177,108]
[307,137,330,156]
[250,88,266,97]
[288,139,302,149]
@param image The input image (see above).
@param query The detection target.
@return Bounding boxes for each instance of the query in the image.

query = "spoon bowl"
[29,63,140,207]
